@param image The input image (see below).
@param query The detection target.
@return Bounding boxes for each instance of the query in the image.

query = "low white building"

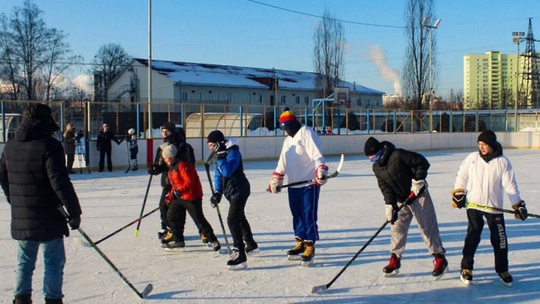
[106,58,384,114]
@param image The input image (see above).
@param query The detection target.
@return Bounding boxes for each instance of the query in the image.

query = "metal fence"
[2,100,540,141]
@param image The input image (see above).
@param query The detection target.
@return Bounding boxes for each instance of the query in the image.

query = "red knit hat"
[279,107,296,125]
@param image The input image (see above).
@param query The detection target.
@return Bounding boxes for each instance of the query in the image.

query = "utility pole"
[422,17,441,132]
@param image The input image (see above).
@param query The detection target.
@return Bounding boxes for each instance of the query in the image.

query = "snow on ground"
[1,149,539,304]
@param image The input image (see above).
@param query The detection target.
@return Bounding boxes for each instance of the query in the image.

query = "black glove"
[147,164,160,175]
[172,190,181,200]
[385,204,399,224]
[214,141,227,159]
[211,192,222,208]
[68,216,81,230]
[513,200,528,220]
[451,188,467,209]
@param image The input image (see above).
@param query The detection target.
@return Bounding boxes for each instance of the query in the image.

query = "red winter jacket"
[167,159,203,201]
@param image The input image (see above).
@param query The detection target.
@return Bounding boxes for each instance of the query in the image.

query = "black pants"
[166,198,217,243]
[227,195,255,251]
[159,187,203,235]
[98,149,112,171]
[66,154,75,172]
[461,208,509,273]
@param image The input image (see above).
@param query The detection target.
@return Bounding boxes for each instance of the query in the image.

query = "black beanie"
[207,130,225,143]
[161,122,176,132]
[364,136,382,156]
[477,130,497,150]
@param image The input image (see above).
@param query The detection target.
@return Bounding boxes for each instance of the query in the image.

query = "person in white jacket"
[267,108,328,266]
[452,130,528,287]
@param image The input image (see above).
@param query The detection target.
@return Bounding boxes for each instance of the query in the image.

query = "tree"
[0,0,79,101]
[313,9,345,98]
[401,0,436,110]
[92,43,132,101]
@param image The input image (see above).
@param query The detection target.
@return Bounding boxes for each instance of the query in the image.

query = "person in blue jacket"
[207,130,258,270]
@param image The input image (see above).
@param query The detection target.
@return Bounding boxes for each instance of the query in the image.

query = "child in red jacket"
[162,144,221,252]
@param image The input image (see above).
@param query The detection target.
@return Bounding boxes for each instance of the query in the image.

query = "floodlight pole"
[512,31,525,131]
[422,17,440,133]
[148,0,153,139]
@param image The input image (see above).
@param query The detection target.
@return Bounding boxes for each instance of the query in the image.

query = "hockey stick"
[266,154,344,191]
[57,206,153,298]
[466,202,539,219]
[75,206,161,247]
[204,150,232,254]
[311,189,422,294]
[124,134,131,173]
[134,174,154,236]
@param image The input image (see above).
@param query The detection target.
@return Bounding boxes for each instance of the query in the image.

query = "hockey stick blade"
[268,154,345,191]
[205,150,216,165]
[311,284,329,294]
[140,283,153,298]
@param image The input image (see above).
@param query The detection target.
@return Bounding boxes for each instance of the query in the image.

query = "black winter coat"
[0,119,82,241]
[96,129,119,152]
[372,141,430,205]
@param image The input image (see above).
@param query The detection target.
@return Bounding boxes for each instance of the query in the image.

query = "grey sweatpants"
[390,190,446,257]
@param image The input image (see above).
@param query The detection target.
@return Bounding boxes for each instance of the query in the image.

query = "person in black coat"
[364,136,447,279]
[148,122,203,245]
[0,103,82,304]
[96,123,122,172]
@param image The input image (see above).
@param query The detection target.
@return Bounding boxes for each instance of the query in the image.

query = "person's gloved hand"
[314,164,329,186]
[512,200,528,220]
[451,188,467,209]
[411,179,426,196]
[68,216,81,230]
[214,141,228,159]
[164,192,173,205]
[268,172,284,193]
[385,204,399,224]
[172,190,181,200]
[147,164,160,175]
[211,192,222,208]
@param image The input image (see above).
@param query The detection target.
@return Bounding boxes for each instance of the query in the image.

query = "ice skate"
[460,269,473,286]
[245,240,261,255]
[498,271,513,287]
[432,253,448,280]
[287,237,304,260]
[383,253,400,277]
[300,241,315,266]
[227,248,247,270]
[164,241,185,252]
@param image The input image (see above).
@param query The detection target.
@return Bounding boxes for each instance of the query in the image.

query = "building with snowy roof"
[106,58,385,113]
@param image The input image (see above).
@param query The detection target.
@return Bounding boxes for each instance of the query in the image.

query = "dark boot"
[13,294,32,304]
[45,299,63,304]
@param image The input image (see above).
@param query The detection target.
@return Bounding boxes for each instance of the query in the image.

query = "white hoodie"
[274,126,325,187]
[454,151,522,213]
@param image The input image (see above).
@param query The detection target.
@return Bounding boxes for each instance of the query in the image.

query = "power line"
[246,0,405,29]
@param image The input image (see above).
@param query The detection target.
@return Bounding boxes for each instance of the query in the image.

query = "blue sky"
[1,0,539,98]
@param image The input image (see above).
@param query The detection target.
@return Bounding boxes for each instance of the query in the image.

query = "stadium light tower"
[422,17,441,132]
[512,31,525,129]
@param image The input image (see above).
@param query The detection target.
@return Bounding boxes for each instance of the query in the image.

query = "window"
[181,92,188,101]
[295,96,300,104]
[281,96,287,104]
[356,98,362,106]
[304,96,309,104]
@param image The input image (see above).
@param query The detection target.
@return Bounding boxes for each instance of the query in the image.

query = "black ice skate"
[227,248,247,270]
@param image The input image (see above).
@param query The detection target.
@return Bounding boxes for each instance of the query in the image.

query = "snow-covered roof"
[133,58,384,95]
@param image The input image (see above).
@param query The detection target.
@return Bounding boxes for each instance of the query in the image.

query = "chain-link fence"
[1,100,539,142]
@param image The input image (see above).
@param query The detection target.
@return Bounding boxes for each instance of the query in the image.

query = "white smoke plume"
[367,44,402,96]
